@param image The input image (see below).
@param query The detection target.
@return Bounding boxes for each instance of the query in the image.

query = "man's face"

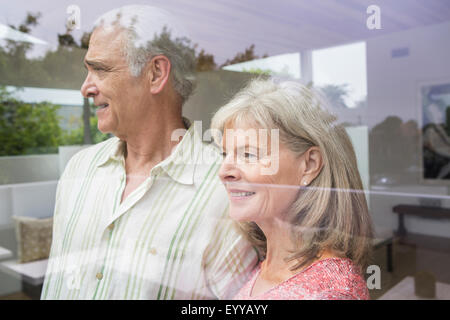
[81,27,150,137]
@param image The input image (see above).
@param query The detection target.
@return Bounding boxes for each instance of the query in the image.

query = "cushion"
[13,216,53,263]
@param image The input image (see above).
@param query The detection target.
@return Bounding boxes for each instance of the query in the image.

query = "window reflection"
[0,2,450,301]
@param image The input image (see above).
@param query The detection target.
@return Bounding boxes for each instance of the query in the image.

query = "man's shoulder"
[194,141,223,167]
[64,137,119,173]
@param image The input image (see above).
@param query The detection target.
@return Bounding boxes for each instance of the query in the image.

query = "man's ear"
[147,55,171,95]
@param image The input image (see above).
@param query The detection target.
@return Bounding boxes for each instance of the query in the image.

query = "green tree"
[0,12,51,88]
[0,13,108,150]
[242,68,273,76]
[195,49,217,72]
[0,11,272,156]
[54,28,94,144]
[221,44,268,67]
[319,84,350,109]
[0,86,63,156]
[62,110,109,145]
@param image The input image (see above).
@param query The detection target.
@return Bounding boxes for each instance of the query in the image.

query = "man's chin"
[97,122,114,135]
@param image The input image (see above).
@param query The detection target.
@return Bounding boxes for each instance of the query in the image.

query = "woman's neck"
[257,219,299,282]
[257,218,339,282]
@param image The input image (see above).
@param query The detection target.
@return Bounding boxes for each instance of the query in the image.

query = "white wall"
[0,154,59,185]
[0,181,57,297]
[366,21,450,129]
[0,181,57,226]
[367,21,450,238]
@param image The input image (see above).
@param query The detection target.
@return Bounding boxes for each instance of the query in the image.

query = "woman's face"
[218,122,304,224]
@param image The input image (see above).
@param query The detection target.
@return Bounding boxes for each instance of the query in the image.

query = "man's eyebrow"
[84,59,111,70]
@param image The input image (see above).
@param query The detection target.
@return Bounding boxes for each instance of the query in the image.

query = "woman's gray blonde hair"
[211,78,374,271]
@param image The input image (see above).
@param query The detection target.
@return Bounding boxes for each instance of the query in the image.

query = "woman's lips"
[227,189,256,199]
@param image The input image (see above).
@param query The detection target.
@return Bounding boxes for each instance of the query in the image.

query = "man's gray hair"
[94,5,196,104]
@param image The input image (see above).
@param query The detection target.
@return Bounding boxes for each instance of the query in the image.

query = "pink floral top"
[233,257,369,300]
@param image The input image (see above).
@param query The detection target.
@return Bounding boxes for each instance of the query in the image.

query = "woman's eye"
[244,152,257,159]
[221,152,227,158]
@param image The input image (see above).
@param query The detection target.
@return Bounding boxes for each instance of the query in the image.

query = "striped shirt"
[41,123,258,300]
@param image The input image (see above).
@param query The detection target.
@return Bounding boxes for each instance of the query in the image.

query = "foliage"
[0,12,108,155]
[0,12,269,156]
[241,68,273,76]
[221,44,268,68]
[62,109,111,145]
[354,97,368,109]
[0,85,110,155]
[195,49,217,72]
[319,84,350,109]
[8,12,41,34]
[0,13,87,89]
[0,87,63,156]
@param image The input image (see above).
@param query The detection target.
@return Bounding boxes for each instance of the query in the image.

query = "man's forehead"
[90,27,125,49]
[85,27,125,61]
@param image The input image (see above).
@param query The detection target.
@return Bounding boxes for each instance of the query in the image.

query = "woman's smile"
[227,189,257,200]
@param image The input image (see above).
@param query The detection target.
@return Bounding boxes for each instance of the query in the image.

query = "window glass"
[1,1,449,301]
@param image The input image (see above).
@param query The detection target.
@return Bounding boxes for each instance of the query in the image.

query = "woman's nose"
[81,75,99,98]
[218,156,241,182]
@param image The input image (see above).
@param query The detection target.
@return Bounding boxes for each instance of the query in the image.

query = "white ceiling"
[2,0,450,62]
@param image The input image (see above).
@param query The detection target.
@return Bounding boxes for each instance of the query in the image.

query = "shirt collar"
[96,137,126,168]
[96,118,202,185]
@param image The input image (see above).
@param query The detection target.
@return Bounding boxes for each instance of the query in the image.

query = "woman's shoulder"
[307,256,361,275]
[291,257,370,300]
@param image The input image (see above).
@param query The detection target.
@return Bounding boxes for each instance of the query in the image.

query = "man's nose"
[218,155,241,182]
[81,75,99,98]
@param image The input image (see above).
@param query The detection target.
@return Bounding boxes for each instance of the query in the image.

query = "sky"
[313,42,367,107]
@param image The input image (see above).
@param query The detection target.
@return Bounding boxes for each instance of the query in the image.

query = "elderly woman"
[211,78,374,300]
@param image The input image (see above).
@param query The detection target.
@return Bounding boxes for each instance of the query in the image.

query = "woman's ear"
[300,146,323,185]
[146,55,171,95]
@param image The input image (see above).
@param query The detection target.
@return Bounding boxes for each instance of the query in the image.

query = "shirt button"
[108,223,115,230]
[96,272,103,280]
[149,247,157,255]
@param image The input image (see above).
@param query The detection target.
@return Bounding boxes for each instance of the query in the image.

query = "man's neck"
[122,110,186,176]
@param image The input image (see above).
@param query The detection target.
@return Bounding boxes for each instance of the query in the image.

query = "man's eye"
[244,152,257,159]
[221,152,227,158]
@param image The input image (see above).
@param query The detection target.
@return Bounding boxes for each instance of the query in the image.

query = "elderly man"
[41,5,257,300]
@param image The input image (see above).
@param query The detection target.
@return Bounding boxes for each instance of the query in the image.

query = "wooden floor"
[369,233,450,299]
[0,292,32,300]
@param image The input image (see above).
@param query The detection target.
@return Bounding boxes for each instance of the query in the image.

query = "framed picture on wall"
[419,79,450,183]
